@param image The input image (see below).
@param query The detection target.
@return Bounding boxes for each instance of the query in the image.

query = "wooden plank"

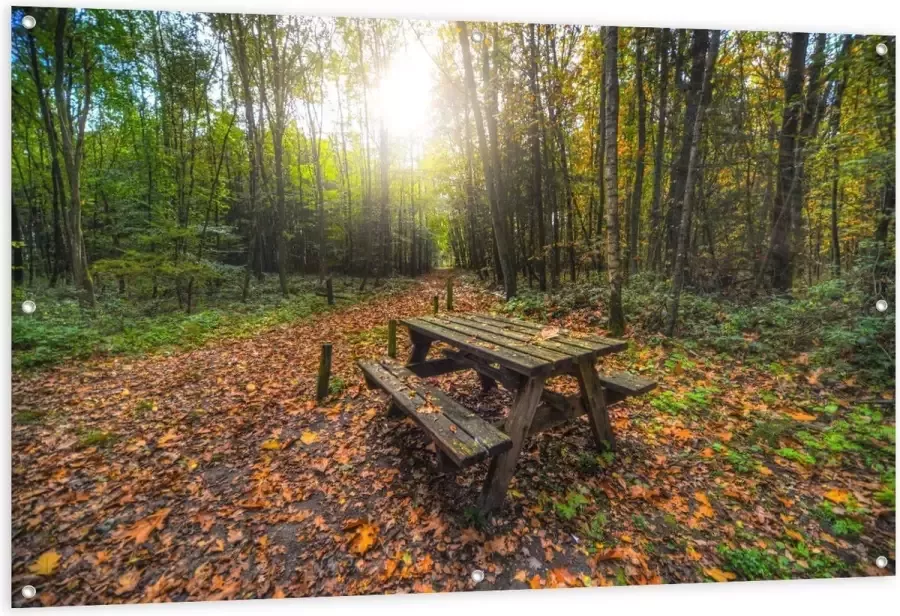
[479,374,546,513]
[447,314,598,359]
[401,317,549,375]
[381,359,512,457]
[474,314,627,355]
[596,372,656,396]
[573,359,615,452]
[357,360,488,466]
[421,316,571,365]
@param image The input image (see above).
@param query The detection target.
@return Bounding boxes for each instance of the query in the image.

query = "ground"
[10,272,895,606]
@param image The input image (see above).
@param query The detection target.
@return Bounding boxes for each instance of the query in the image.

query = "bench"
[358,357,513,469]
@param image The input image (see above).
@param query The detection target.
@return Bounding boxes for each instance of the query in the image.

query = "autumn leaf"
[686,545,702,561]
[788,410,817,422]
[116,569,141,595]
[28,550,61,576]
[348,522,378,555]
[538,326,560,340]
[785,529,804,542]
[551,568,578,587]
[156,429,180,447]
[758,465,773,476]
[704,568,736,582]
[529,574,542,589]
[300,431,318,445]
[824,488,849,504]
[261,438,281,450]
[227,528,244,543]
[114,507,171,545]
[246,383,257,393]
[514,570,528,583]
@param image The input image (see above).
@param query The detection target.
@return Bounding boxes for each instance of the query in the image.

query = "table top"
[400,313,627,376]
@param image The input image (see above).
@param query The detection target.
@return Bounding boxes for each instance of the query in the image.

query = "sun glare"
[376,48,434,137]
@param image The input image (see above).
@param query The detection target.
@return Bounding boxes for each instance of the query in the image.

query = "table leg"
[478,373,497,392]
[479,374,546,512]
[407,329,432,364]
[573,359,615,451]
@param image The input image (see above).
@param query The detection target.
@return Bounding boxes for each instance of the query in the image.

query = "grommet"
[22,300,36,315]
[21,585,36,599]
[22,15,36,30]
[471,569,485,583]
[876,42,888,56]
[471,29,484,44]
[875,299,888,313]
[876,555,889,568]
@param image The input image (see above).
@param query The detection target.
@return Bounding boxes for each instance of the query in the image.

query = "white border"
[2,1,898,615]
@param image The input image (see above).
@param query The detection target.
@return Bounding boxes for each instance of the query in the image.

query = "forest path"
[11,272,894,606]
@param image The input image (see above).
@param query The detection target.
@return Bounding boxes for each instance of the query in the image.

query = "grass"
[12,273,412,371]
[76,429,117,449]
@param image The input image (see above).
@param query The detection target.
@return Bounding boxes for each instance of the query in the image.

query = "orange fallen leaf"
[246,383,257,393]
[116,569,141,595]
[300,431,318,445]
[114,508,171,545]
[514,570,528,583]
[551,568,578,587]
[349,523,378,555]
[788,410,816,422]
[529,574,542,589]
[261,438,281,450]
[704,568,736,582]
[824,488,849,504]
[758,465,773,476]
[686,545,702,561]
[700,447,714,458]
[785,529,804,542]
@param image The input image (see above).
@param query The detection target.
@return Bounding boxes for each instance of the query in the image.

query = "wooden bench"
[358,357,513,469]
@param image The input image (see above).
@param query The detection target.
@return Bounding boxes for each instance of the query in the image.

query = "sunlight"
[375,47,434,137]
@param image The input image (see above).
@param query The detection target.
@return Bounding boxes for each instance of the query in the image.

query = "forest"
[9,7,897,604]
[9,9,895,333]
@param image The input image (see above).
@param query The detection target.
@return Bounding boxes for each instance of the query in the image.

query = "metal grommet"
[22,585,37,599]
[471,29,484,44]
[22,300,37,315]
[22,15,36,30]
[876,555,889,569]
[876,42,888,57]
[471,569,485,583]
[875,299,888,313]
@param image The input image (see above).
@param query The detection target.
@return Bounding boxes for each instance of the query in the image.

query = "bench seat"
[358,357,512,469]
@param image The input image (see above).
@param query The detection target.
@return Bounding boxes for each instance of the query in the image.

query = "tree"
[667,31,721,336]
[603,27,625,336]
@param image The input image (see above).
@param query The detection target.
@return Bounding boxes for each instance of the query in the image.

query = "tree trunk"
[457,21,516,298]
[648,28,670,272]
[667,31,721,337]
[628,30,647,275]
[528,24,547,291]
[768,32,808,293]
[603,27,625,336]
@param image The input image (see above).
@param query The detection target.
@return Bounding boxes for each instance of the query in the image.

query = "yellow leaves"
[227,528,244,543]
[704,568,736,582]
[300,431,319,445]
[700,447,714,458]
[114,507,171,545]
[787,410,817,422]
[28,550,61,576]
[757,465,773,476]
[686,545,702,561]
[824,488,849,504]
[528,574,542,589]
[785,529,804,542]
[261,438,281,450]
[549,567,578,587]
[689,492,715,528]
[345,520,378,555]
[245,383,257,393]
[116,569,141,595]
[514,570,528,583]
[156,429,179,447]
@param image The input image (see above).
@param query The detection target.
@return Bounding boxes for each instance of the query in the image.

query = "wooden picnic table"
[395,313,648,512]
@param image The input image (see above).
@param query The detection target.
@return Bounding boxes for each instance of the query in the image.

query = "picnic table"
[359,313,655,512]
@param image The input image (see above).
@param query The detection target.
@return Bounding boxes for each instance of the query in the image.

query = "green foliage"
[554,489,590,521]
[582,512,607,542]
[11,273,387,371]
[775,447,817,466]
[13,410,44,425]
[77,430,117,449]
[725,449,756,474]
[719,546,788,580]
[814,501,864,538]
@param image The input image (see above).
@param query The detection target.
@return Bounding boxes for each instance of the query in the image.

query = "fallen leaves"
[345,520,378,555]
[300,431,319,445]
[704,568,737,582]
[787,410,817,422]
[114,508,171,545]
[116,569,141,595]
[28,550,61,576]
[824,488,850,504]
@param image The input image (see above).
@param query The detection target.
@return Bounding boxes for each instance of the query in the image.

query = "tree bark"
[628,30,647,275]
[648,28,670,272]
[603,27,625,336]
[667,31,721,336]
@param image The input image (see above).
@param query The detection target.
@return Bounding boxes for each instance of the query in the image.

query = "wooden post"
[316,343,332,401]
[446,278,454,311]
[326,278,334,306]
[387,320,397,358]
[432,295,439,315]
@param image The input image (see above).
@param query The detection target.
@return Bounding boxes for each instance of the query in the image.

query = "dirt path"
[11,272,894,606]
